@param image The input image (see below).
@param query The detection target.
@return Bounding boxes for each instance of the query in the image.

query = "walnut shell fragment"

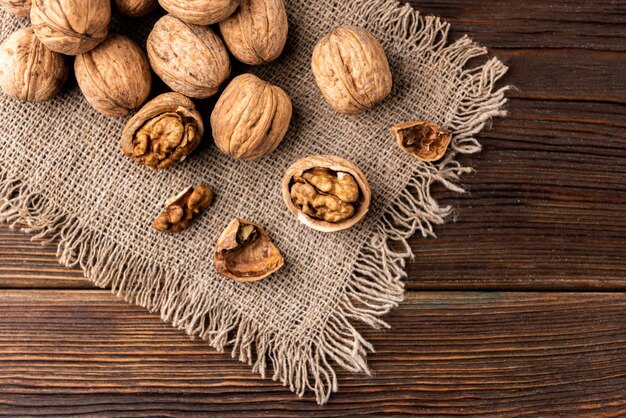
[147,14,231,99]
[211,73,292,160]
[219,0,288,65]
[390,121,453,162]
[121,92,204,169]
[1,0,32,16]
[114,0,157,16]
[214,218,284,282]
[153,185,213,233]
[0,27,68,102]
[159,0,239,25]
[312,26,392,115]
[282,155,371,233]
[75,33,152,117]
[31,0,111,55]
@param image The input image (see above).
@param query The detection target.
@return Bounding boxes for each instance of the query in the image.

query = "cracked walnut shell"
[211,73,292,160]
[147,14,231,99]
[214,218,284,282]
[0,27,68,102]
[31,0,111,55]
[75,33,152,117]
[1,0,32,16]
[153,185,214,233]
[114,0,157,16]
[121,92,204,169]
[219,0,288,65]
[312,26,392,115]
[159,0,239,26]
[390,121,453,162]
[282,155,371,233]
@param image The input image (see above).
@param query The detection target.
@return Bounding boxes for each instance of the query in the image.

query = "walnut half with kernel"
[153,185,213,233]
[282,155,371,233]
[121,92,204,169]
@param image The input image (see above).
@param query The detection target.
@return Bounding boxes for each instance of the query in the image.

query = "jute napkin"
[0,0,508,403]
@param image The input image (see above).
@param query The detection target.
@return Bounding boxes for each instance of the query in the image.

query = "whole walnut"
[0,0,32,16]
[31,0,111,56]
[219,0,288,65]
[159,0,239,25]
[121,92,204,169]
[147,14,230,99]
[75,33,152,117]
[312,26,392,115]
[114,0,157,16]
[211,73,292,160]
[0,27,68,102]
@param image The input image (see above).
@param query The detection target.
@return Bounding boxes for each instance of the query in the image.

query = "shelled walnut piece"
[214,219,284,282]
[390,121,453,162]
[121,92,204,169]
[153,185,213,233]
[282,155,371,233]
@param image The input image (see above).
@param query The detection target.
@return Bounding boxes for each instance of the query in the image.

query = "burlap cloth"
[0,0,508,404]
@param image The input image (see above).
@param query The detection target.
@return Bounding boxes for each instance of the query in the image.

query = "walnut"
[214,218,284,282]
[121,92,204,169]
[312,26,392,115]
[390,121,453,162]
[114,0,157,17]
[74,33,152,117]
[218,0,288,65]
[1,0,32,16]
[282,155,371,233]
[147,14,231,99]
[31,0,111,56]
[211,73,292,160]
[0,27,68,102]
[159,0,239,25]
[153,185,214,233]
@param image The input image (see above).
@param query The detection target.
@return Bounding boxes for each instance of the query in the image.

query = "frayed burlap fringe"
[0,0,508,405]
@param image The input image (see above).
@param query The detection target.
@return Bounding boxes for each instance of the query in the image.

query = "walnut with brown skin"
[159,0,239,25]
[0,27,68,102]
[214,218,284,282]
[390,121,452,162]
[121,93,204,169]
[153,185,213,233]
[282,155,371,233]
[1,0,32,16]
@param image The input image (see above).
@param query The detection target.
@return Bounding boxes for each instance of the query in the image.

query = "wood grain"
[1,290,626,416]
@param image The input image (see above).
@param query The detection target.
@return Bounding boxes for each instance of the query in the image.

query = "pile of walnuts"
[0,0,453,282]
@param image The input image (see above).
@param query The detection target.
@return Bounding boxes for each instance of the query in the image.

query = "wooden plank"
[1,290,625,416]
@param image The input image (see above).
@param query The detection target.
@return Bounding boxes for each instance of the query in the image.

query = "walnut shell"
[1,0,32,16]
[0,27,68,102]
[312,26,392,115]
[75,33,152,117]
[147,14,231,99]
[114,0,157,16]
[211,73,292,160]
[282,155,371,233]
[121,92,204,169]
[218,0,288,65]
[214,218,284,282]
[159,0,239,25]
[153,185,213,233]
[390,121,453,162]
[31,0,111,56]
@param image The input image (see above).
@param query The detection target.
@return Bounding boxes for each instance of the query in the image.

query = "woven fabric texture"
[0,0,508,404]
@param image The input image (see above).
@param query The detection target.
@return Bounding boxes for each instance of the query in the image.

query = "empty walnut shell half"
[214,218,284,282]
[282,155,371,233]
[153,185,213,233]
[121,92,204,169]
[312,26,392,115]
[1,0,32,16]
[390,121,453,162]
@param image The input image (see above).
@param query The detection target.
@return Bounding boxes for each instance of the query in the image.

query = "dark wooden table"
[2,1,626,416]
